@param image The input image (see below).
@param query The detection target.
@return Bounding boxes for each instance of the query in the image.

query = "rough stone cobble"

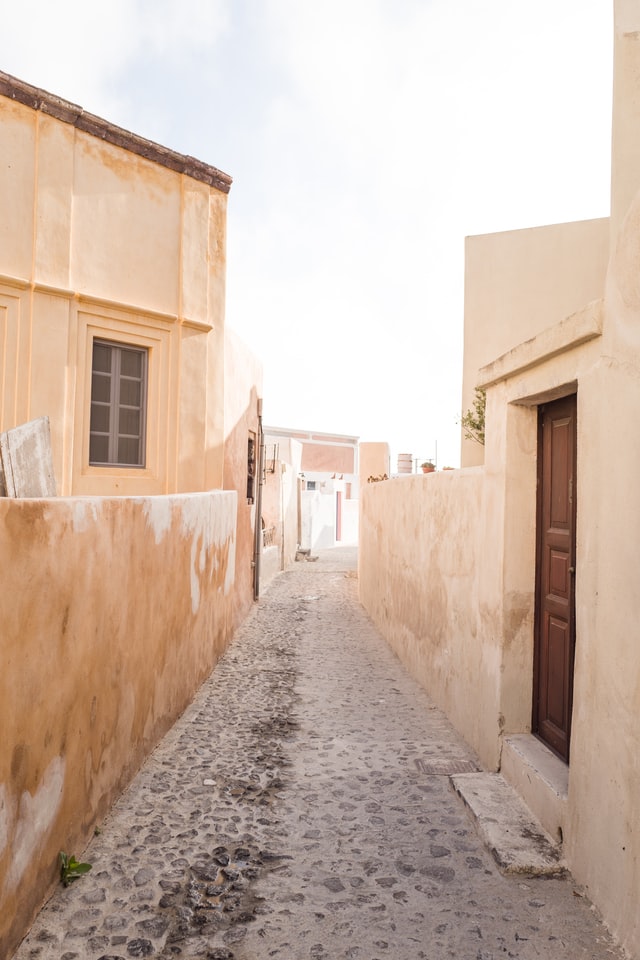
[13,546,625,960]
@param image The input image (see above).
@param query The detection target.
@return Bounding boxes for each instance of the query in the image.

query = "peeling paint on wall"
[71,498,100,532]
[179,492,235,545]
[5,756,65,893]
[141,492,238,607]
[0,488,242,957]
[0,784,13,859]
[190,532,205,614]
[142,497,174,544]
[224,536,237,596]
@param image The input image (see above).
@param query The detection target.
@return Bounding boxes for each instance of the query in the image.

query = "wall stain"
[11,745,27,781]
[503,591,534,651]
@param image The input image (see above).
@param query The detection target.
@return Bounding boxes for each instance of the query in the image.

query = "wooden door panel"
[549,550,570,598]
[546,616,569,720]
[534,395,576,763]
[550,418,571,526]
[538,616,572,756]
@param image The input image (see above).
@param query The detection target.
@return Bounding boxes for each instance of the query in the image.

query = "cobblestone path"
[14,547,625,960]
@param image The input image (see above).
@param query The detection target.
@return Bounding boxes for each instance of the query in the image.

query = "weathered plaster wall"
[359,306,640,954]
[0,490,237,959]
[261,464,282,534]
[261,436,303,577]
[364,211,640,960]
[264,428,359,478]
[0,78,229,497]
[475,288,640,955]
[358,470,501,765]
[359,5,640,954]
[359,442,390,485]
[301,444,355,474]
[562,195,640,955]
[223,327,263,621]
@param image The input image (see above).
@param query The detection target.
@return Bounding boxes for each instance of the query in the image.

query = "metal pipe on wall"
[253,398,265,600]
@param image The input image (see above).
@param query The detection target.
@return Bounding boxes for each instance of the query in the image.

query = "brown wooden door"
[533,394,577,762]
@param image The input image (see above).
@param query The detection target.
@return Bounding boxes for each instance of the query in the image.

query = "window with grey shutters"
[89,340,148,467]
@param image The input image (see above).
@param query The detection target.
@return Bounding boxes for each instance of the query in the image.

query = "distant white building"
[264,426,359,549]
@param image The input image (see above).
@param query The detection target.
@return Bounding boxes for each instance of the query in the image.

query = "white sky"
[2,0,613,468]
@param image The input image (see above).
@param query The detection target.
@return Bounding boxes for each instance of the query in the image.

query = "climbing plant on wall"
[461,387,486,446]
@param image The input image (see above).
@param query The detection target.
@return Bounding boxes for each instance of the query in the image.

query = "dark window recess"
[247,432,257,502]
[89,340,148,467]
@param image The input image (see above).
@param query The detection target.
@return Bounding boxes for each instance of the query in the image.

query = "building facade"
[0,70,236,497]
[0,72,262,957]
[359,4,640,955]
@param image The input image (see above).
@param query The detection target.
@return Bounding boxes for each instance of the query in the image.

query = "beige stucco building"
[0,72,263,957]
[0,71,235,498]
[360,3,640,956]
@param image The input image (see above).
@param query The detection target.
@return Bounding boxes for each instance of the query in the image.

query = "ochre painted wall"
[0,491,237,959]
[223,328,263,620]
[0,78,230,497]
[0,72,264,960]
[0,492,236,956]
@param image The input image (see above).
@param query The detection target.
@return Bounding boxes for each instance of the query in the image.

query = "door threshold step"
[451,771,567,876]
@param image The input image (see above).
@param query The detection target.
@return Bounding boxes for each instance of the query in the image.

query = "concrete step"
[451,771,567,876]
[501,734,568,843]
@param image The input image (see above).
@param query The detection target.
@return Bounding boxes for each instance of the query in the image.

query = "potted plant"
[420,460,436,474]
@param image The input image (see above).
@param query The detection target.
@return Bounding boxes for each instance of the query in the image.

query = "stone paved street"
[14,547,626,960]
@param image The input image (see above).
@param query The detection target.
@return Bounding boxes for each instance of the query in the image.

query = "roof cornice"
[0,70,233,195]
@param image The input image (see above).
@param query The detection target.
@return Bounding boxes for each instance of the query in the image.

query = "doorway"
[533,394,577,762]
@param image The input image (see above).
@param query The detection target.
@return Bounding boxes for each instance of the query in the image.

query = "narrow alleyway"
[14,547,625,960]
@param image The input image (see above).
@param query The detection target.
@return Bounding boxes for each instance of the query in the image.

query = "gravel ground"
[13,546,627,960]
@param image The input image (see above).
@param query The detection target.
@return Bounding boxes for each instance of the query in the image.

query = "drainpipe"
[253,398,265,600]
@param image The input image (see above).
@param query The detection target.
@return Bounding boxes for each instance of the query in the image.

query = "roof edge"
[0,70,233,195]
